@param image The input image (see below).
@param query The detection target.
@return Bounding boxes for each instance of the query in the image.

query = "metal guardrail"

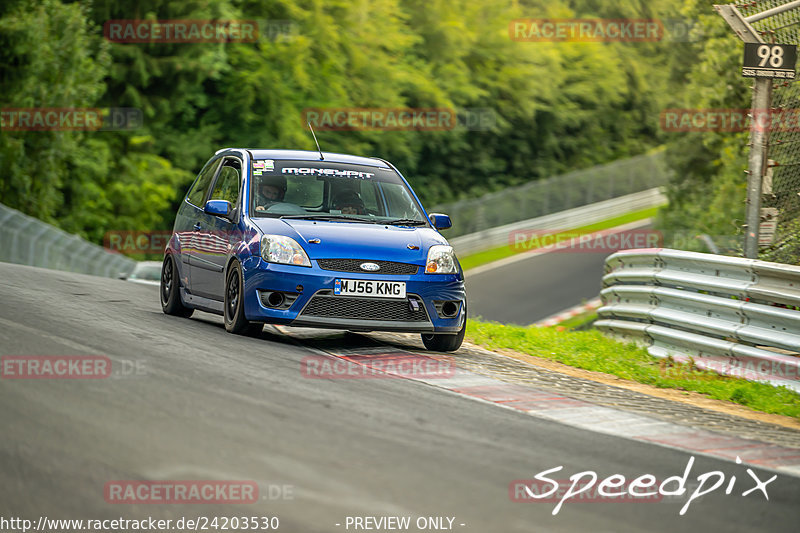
[448,188,666,256]
[596,248,800,392]
[431,150,672,239]
[0,202,136,278]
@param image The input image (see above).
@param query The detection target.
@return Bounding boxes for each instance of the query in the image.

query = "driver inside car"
[255,175,287,212]
[332,190,366,215]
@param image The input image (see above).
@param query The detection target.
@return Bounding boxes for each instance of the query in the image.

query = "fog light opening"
[442,301,459,318]
[267,292,285,308]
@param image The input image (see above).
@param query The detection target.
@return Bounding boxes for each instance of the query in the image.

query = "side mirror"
[428,213,452,230]
[204,199,232,218]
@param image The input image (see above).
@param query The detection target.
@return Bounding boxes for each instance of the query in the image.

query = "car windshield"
[250,159,427,225]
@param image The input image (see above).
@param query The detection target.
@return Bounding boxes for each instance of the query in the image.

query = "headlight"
[260,235,311,267]
[425,245,458,274]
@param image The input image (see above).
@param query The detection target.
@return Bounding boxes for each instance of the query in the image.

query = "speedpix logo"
[512,456,776,516]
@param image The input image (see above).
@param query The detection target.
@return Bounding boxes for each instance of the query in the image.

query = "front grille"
[317,259,418,275]
[300,293,429,322]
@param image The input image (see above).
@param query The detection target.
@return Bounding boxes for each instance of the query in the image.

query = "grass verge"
[550,311,597,331]
[458,206,661,272]
[465,319,800,419]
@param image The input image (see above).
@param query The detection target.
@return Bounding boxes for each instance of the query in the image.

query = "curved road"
[1,262,798,532]
[465,221,652,325]
[466,251,607,325]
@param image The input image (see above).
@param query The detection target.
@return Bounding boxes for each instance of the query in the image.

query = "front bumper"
[241,258,466,333]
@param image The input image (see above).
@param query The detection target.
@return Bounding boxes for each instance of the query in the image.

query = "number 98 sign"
[743,43,797,79]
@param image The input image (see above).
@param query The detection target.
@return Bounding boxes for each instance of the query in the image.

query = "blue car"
[160,148,467,351]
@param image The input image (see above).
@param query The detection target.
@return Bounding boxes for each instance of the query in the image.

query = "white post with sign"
[715,4,798,258]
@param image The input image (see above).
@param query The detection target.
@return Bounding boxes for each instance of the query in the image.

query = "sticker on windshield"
[282,167,374,179]
[253,160,274,176]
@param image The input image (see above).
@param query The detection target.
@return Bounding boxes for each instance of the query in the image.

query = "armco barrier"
[0,202,136,278]
[596,248,800,392]
[432,150,672,239]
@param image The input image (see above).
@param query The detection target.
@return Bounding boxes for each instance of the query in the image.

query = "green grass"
[465,319,800,420]
[551,310,597,331]
[458,206,662,272]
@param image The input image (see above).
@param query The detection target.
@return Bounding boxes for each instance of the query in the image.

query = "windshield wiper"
[385,218,428,226]
[280,214,379,223]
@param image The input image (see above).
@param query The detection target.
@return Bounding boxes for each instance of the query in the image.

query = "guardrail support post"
[714,4,771,259]
[746,78,771,258]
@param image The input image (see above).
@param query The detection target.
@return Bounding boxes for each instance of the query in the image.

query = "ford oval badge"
[360,262,380,272]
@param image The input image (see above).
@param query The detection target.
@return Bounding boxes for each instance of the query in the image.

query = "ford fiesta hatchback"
[160,148,466,351]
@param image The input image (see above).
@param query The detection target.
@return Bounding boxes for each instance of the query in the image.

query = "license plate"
[334,279,406,299]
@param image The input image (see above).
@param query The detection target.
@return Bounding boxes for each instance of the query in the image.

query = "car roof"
[218,148,392,169]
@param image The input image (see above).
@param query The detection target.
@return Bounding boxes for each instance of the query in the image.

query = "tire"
[161,254,193,317]
[224,261,262,336]
[421,303,466,352]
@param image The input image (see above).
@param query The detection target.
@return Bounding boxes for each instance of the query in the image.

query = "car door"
[189,156,243,301]
[176,157,222,291]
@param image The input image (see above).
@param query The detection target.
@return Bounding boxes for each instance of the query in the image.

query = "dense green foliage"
[654,1,800,263]
[655,0,752,255]
[1,0,726,245]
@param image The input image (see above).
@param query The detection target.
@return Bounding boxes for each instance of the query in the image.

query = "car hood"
[252,218,449,264]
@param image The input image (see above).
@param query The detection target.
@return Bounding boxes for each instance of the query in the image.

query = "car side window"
[381,182,422,219]
[209,159,242,206]
[187,159,222,207]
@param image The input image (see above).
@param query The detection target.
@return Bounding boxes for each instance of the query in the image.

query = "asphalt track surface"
[1,262,799,532]
[465,251,608,325]
[464,221,655,325]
